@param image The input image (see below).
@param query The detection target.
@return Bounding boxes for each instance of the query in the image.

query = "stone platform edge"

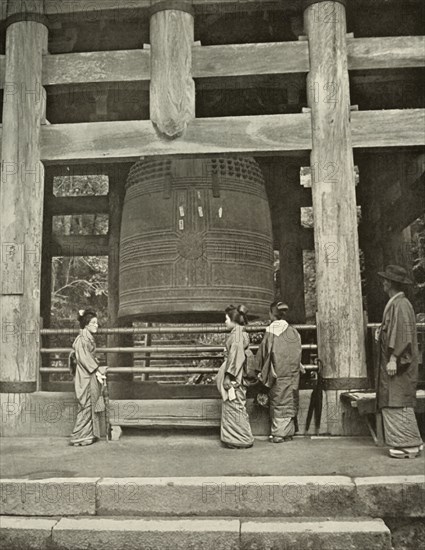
[0,516,393,550]
[0,475,424,518]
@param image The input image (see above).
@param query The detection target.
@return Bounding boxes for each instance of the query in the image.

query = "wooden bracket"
[300,165,359,187]
[301,205,362,228]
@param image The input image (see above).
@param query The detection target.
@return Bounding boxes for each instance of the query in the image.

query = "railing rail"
[40,324,318,335]
[38,323,424,378]
[40,344,318,354]
[38,365,321,374]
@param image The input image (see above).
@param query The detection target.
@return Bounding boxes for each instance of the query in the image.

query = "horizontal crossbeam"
[1,37,423,88]
[0,110,423,165]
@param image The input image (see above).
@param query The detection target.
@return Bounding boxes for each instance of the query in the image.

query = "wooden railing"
[38,323,425,378]
[39,324,318,376]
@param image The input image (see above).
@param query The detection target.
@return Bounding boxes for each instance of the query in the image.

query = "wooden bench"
[340,389,425,445]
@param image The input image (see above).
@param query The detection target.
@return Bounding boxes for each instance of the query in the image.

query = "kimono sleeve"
[225,334,247,379]
[255,334,270,371]
[387,301,415,364]
[255,334,276,388]
[75,337,99,374]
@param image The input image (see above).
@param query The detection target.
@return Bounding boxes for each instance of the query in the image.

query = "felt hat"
[378,265,413,285]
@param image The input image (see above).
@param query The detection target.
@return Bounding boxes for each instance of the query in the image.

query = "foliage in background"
[51,175,109,329]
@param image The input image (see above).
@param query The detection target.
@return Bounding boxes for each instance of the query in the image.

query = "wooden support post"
[40,171,54,389]
[259,158,308,322]
[149,1,195,138]
[107,168,133,381]
[304,0,367,434]
[0,1,48,419]
[359,152,422,321]
[358,154,387,322]
[277,161,307,323]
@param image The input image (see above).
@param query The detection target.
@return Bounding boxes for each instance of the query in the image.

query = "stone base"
[0,391,370,437]
[0,516,392,550]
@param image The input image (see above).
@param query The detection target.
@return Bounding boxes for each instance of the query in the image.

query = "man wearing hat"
[375,265,423,458]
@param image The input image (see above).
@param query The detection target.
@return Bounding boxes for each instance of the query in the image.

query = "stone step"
[1,475,423,518]
[0,516,392,550]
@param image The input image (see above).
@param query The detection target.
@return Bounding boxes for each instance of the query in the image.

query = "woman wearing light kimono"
[69,309,107,446]
[255,301,303,443]
[216,304,255,449]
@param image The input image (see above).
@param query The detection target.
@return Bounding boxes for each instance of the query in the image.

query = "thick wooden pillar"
[149,1,195,138]
[0,1,48,424]
[304,0,367,433]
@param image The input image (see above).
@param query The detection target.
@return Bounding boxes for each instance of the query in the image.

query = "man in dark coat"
[255,301,303,443]
[376,265,423,458]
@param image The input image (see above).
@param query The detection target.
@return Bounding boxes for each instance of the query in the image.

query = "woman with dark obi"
[375,265,423,458]
[69,309,107,446]
[216,305,255,449]
[255,301,303,443]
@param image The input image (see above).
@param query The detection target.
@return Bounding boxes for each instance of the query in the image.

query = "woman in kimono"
[255,301,302,443]
[69,309,107,446]
[375,265,423,458]
[216,305,255,449]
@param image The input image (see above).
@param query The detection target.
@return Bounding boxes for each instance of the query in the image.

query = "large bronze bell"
[118,157,274,322]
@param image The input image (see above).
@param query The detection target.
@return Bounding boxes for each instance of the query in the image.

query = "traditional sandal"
[70,439,94,447]
[272,436,293,444]
[389,447,421,459]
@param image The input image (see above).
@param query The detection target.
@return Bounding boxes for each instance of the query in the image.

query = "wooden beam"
[304,1,366,386]
[51,235,109,256]
[38,0,300,18]
[351,109,425,149]
[48,163,134,177]
[39,113,312,163]
[347,36,425,70]
[193,41,309,77]
[150,6,195,138]
[10,0,414,20]
[35,108,425,163]
[42,50,150,86]
[50,196,110,215]
[0,35,421,90]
